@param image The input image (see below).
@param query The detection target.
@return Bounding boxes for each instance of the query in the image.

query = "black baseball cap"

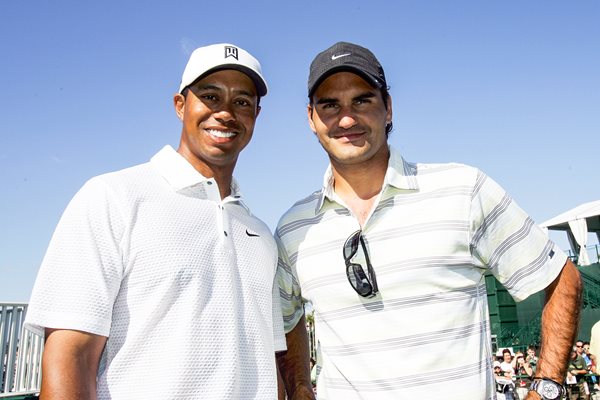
[308,42,387,97]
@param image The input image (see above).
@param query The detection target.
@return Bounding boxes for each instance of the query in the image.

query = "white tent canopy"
[540,200,600,266]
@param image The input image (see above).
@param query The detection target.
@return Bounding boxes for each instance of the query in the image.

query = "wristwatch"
[530,378,564,400]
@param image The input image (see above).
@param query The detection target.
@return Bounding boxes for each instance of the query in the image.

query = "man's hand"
[276,315,315,400]
[524,391,542,400]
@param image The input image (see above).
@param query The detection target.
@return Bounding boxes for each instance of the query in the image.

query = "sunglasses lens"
[347,263,372,296]
[343,231,361,260]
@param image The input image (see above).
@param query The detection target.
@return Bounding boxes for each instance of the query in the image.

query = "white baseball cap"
[179,43,268,96]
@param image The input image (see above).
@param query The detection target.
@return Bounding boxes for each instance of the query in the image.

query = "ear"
[256,104,261,118]
[385,94,393,126]
[174,93,185,121]
[307,104,317,134]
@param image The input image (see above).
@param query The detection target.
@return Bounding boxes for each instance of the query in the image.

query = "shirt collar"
[316,145,419,211]
[150,145,242,197]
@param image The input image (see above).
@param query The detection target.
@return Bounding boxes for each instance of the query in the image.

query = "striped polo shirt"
[276,146,566,400]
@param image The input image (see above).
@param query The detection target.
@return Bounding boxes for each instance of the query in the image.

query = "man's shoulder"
[412,161,480,177]
[408,161,483,191]
[275,190,323,237]
[86,161,154,190]
[95,160,153,183]
[75,161,156,206]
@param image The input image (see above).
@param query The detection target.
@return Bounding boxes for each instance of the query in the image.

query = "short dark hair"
[379,85,393,136]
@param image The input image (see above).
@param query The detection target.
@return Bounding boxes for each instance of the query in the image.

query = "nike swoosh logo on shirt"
[246,229,260,237]
[331,53,351,60]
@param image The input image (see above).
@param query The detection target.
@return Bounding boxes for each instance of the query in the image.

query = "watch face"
[541,381,560,399]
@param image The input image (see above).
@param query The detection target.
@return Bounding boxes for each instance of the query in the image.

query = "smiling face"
[308,71,392,170]
[174,69,260,177]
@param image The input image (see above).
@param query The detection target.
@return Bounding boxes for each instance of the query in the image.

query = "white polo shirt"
[26,145,286,399]
[276,146,566,400]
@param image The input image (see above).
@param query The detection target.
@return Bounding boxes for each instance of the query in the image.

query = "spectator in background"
[526,346,539,374]
[567,348,590,400]
[589,354,599,392]
[582,341,592,366]
[582,342,598,391]
[493,361,503,377]
[500,349,515,379]
[589,354,597,375]
[515,353,534,399]
[512,350,524,370]
[494,360,516,400]
[577,340,586,357]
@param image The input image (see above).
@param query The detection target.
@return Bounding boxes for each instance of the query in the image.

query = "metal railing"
[0,304,42,396]
[567,244,600,265]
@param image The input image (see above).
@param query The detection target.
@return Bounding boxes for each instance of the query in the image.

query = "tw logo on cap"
[225,46,239,60]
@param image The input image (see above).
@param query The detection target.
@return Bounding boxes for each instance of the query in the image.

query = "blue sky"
[1,1,599,301]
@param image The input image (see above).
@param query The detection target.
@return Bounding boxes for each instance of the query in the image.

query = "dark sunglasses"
[343,230,379,298]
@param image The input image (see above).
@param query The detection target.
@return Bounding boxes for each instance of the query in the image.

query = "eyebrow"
[315,97,337,105]
[193,84,256,97]
[315,91,378,105]
[194,84,221,92]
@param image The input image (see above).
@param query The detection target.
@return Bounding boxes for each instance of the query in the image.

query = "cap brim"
[309,66,382,97]
[181,64,268,97]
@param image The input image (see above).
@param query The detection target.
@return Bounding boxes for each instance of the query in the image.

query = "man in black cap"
[276,41,582,400]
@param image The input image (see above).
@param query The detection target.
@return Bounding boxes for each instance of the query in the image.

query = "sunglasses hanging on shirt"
[342,230,379,298]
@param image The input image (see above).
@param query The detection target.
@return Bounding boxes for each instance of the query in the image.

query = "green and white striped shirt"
[276,146,566,400]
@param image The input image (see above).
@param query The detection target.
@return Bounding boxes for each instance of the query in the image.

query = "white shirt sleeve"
[25,177,125,336]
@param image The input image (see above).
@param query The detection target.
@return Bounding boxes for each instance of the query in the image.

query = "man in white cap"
[25,43,285,399]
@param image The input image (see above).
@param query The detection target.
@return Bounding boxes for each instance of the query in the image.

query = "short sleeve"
[271,271,287,352]
[469,170,567,301]
[275,234,305,334]
[24,177,126,336]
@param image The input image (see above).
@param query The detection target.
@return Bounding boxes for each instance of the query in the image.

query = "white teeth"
[207,129,236,138]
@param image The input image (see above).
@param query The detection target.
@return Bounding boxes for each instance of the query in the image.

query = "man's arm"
[276,314,315,400]
[526,259,582,399]
[40,328,107,400]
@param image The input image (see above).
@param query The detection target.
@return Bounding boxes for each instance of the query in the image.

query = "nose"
[213,103,235,123]
[338,114,358,130]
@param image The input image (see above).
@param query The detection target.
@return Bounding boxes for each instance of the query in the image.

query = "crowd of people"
[494,340,598,400]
